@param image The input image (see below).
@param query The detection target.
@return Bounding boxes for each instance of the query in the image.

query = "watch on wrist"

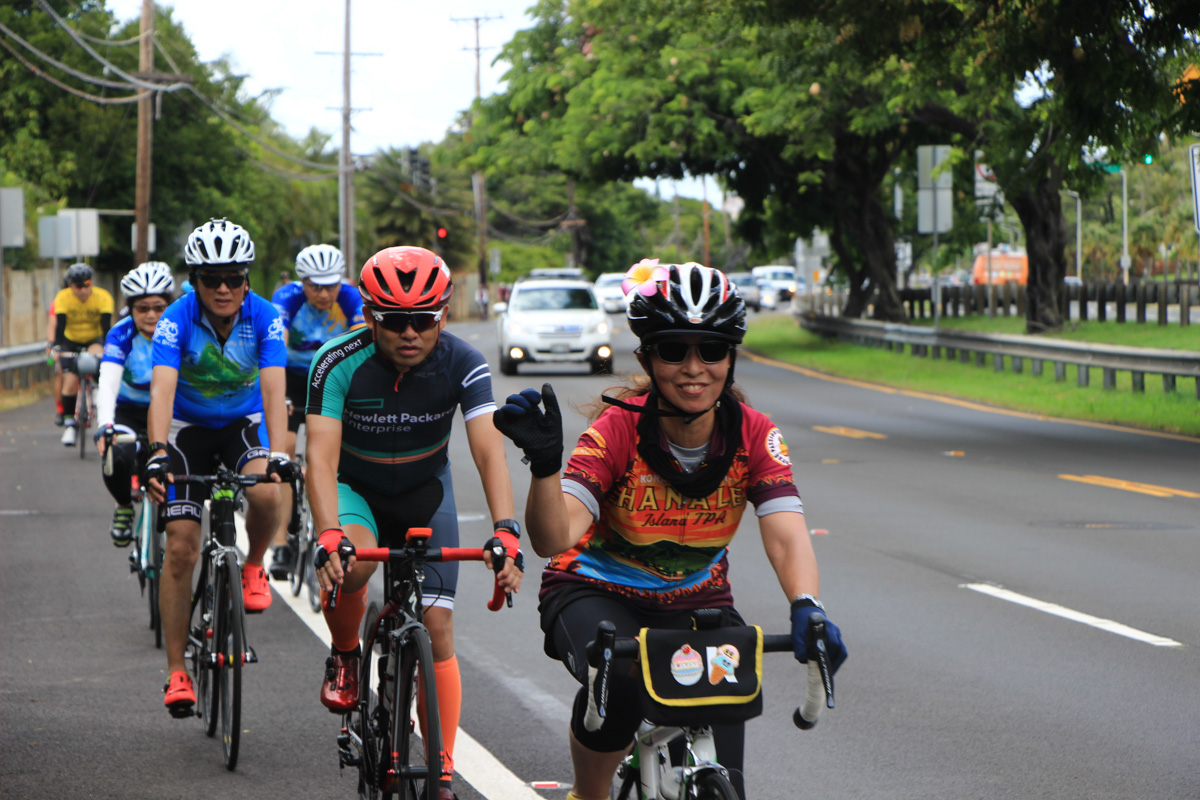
[791,593,825,611]
[149,441,170,455]
[493,518,521,539]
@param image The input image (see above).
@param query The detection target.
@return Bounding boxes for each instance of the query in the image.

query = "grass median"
[741,313,1200,438]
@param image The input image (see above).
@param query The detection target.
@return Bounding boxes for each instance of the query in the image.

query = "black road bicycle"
[333,528,509,800]
[173,466,300,771]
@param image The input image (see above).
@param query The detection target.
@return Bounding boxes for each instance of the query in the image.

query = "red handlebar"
[349,546,507,612]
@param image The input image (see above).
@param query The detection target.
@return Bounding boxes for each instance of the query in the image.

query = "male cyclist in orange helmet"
[307,246,523,800]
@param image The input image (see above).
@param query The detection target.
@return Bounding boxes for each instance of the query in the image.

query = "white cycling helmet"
[295,243,346,285]
[184,218,255,267]
[121,261,176,299]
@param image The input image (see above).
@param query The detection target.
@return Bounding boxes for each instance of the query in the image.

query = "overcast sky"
[105,0,706,200]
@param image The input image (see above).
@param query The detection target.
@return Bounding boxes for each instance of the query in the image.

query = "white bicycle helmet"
[295,243,346,285]
[184,218,255,267]
[121,261,176,299]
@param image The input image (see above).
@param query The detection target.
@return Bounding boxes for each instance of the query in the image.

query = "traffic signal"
[437,227,448,240]
[1142,152,1154,165]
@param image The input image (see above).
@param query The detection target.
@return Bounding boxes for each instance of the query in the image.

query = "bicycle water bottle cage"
[405,527,433,543]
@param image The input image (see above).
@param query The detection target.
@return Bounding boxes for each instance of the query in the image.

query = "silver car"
[495,278,614,375]
[725,272,762,312]
[592,272,629,314]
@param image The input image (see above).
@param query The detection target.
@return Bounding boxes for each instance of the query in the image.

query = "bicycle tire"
[304,534,322,613]
[148,505,163,649]
[289,497,310,597]
[355,633,384,800]
[189,559,218,738]
[390,626,442,800]
[687,770,738,800]
[216,555,244,771]
[610,770,638,800]
[76,382,89,460]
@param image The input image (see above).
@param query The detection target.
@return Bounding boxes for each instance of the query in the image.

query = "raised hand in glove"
[493,383,564,478]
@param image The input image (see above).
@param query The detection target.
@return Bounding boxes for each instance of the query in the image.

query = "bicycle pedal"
[167,704,195,719]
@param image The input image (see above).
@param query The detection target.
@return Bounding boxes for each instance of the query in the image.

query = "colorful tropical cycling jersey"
[307,328,496,496]
[271,281,364,372]
[151,291,287,426]
[101,316,154,409]
[541,394,802,610]
[54,286,114,344]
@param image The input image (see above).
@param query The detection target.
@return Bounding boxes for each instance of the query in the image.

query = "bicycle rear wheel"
[390,626,441,800]
[215,555,244,770]
[148,505,163,649]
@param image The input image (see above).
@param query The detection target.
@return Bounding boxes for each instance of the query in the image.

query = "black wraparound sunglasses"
[196,272,247,290]
[649,341,734,364]
[370,308,443,333]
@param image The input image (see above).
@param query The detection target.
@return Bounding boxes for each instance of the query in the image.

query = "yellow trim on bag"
[638,625,765,707]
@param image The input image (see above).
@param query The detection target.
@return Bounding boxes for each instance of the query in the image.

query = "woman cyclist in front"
[494,261,847,800]
[94,262,175,545]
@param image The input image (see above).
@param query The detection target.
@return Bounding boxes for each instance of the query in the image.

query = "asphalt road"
[2,313,1198,799]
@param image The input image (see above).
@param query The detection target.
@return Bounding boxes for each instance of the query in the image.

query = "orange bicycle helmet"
[358,246,453,311]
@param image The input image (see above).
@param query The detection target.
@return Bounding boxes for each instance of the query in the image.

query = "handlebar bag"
[637,625,763,726]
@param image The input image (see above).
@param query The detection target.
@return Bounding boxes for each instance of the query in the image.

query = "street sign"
[918,145,952,234]
[0,187,24,248]
[1189,144,1200,234]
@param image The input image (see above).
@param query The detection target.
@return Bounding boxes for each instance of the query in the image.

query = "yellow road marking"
[1058,474,1200,498]
[812,425,887,440]
[742,350,1200,445]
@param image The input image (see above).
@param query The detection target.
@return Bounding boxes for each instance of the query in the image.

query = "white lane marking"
[236,517,546,800]
[961,583,1183,647]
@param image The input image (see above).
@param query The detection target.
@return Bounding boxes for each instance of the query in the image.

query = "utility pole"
[453,14,501,289]
[701,176,711,268]
[319,0,379,277]
[132,0,191,267]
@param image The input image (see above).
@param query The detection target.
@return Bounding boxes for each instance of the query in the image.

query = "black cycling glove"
[493,383,564,479]
[143,453,171,488]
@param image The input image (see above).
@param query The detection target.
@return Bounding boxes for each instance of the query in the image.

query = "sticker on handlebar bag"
[637,625,764,727]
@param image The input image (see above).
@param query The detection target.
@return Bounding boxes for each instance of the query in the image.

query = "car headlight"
[596,320,609,335]
[507,320,526,336]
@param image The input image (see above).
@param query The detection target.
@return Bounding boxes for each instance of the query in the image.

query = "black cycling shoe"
[269,545,293,580]
[110,505,135,547]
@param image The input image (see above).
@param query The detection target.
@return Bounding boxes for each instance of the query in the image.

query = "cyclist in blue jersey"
[307,246,523,800]
[94,262,175,545]
[267,243,364,578]
[143,218,294,717]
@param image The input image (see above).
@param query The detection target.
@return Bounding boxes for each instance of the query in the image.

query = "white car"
[752,265,801,309]
[725,272,761,312]
[495,279,614,375]
[592,272,629,313]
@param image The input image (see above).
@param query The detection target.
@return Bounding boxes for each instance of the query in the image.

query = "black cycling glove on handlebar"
[143,453,171,488]
[493,383,564,479]
[790,599,848,675]
[266,452,300,481]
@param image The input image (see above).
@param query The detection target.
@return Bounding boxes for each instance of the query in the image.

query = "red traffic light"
[437,227,448,239]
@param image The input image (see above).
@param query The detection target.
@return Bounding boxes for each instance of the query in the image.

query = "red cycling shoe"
[164,670,195,718]
[320,652,360,712]
[241,563,272,613]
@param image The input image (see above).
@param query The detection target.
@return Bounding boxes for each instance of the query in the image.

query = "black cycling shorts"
[161,416,269,524]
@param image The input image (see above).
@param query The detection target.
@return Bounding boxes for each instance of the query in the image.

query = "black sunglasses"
[196,272,247,290]
[370,308,443,333]
[650,341,734,364]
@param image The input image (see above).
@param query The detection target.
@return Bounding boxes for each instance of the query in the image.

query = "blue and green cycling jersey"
[151,291,287,426]
[271,281,364,373]
[101,316,154,409]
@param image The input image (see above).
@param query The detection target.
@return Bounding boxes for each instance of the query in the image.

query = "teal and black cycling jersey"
[307,327,496,496]
[151,291,287,426]
[271,281,364,373]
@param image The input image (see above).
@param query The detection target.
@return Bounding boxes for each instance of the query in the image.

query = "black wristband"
[790,594,825,613]
[493,519,521,539]
[149,441,170,454]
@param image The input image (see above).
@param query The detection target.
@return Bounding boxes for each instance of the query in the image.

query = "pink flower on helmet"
[622,258,668,297]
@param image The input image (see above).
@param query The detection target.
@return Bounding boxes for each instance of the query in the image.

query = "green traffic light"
[1142,153,1154,165]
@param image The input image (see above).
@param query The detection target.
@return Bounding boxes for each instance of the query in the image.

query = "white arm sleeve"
[96,361,123,429]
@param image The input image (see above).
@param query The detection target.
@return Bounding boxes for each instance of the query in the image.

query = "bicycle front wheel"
[76,384,89,460]
[148,506,163,649]
[687,770,738,800]
[215,555,244,771]
[304,531,322,612]
[390,626,442,800]
[289,498,310,597]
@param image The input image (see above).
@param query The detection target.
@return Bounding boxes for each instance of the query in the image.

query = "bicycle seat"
[691,608,727,630]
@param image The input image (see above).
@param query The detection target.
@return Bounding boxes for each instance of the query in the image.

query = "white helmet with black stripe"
[295,243,346,285]
[184,218,255,266]
[121,261,175,299]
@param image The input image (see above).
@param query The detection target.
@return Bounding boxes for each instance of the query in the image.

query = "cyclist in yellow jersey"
[53,263,114,447]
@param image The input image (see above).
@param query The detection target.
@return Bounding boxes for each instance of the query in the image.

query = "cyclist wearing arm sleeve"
[494,261,847,800]
[144,218,289,718]
[307,246,521,800]
[266,243,364,579]
[53,263,114,447]
[95,262,175,546]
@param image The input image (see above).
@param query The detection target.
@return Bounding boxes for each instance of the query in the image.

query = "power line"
[0,33,148,104]
[0,20,138,90]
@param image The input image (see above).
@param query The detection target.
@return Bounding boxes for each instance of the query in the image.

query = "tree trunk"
[826,132,906,322]
[1008,163,1067,333]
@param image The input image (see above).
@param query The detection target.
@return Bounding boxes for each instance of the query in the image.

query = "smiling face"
[645,335,732,417]
[301,278,338,311]
[194,269,248,319]
[129,296,169,338]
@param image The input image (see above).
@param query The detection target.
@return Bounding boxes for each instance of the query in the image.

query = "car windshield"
[756,269,794,281]
[594,274,624,287]
[511,287,598,311]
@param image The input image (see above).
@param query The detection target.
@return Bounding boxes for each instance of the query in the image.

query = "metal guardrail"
[0,342,53,390]
[798,314,1200,398]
